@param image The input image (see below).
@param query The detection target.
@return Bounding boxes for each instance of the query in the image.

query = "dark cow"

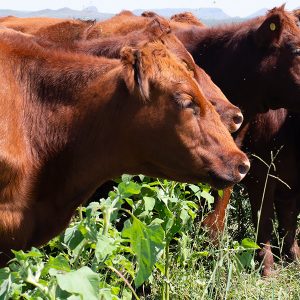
[174,6,300,116]
[203,109,300,276]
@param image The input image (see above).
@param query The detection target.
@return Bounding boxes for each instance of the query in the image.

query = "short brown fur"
[0,27,249,265]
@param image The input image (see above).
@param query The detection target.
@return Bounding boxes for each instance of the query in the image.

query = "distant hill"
[0,6,251,25]
[0,6,113,20]
[0,7,232,21]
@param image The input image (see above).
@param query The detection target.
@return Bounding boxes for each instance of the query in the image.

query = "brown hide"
[75,18,243,133]
[0,28,248,264]
[170,12,205,27]
[0,16,96,45]
[0,16,244,133]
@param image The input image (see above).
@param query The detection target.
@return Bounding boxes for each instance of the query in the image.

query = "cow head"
[120,41,250,188]
[254,6,300,112]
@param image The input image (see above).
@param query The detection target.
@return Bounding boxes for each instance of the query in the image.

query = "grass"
[141,185,300,299]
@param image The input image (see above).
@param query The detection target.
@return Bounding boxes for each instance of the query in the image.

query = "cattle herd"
[0,4,299,277]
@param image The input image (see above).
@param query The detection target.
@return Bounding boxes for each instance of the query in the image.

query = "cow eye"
[293,48,300,55]
[175,94,200,115]
[182,100,200,115]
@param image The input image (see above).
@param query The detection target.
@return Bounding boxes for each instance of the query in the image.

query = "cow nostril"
[233,113,243,125]
[238,162,250,175]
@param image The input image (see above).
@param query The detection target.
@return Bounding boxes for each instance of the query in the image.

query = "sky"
[0,1,299,18]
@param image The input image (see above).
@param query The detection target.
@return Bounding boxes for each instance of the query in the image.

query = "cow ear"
[255,12,284,48]
[145,17,171,38]
[120,46,150,101]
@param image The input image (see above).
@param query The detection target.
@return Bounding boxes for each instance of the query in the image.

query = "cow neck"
[19,55,130,207]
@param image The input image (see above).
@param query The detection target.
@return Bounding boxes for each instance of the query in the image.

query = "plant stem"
[164,241,170,300]
[107,265,140,300]
[73,240,88,268]
[165,243,170,300]
[78,205,83,221]
[252,149,282,245]
[102,210,110,236]
[26,278,54,300]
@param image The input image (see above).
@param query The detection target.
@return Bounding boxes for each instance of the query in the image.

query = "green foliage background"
[0,175,299,299]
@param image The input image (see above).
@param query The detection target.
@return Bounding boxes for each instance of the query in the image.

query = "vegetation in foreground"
[0,175,299,300]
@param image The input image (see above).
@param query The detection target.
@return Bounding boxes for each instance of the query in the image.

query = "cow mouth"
[207,171,238,190]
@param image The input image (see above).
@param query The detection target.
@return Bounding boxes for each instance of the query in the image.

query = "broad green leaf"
[180,209,189,225]
[241,238,260,249]
[0,274,11,300]
[185,201,199,210]
[201,191,215,205]
[122,216,165,288]
[118,181,141,198]
[95,235,118,262]
[150,218,164,225]
[188,184,201,194]
[121,174,133,183]
[235,252,255,271]
[56,267,99,300]
[98,288,113,300]
[124,198,134,208]
[11,248,43,261]
[42,255,70,276]
[155,261,165,275]
[0,268,9,281]
[63,226,84,251]
[200,184,212,193]
[143,196,156,211]
[121,288,132,300]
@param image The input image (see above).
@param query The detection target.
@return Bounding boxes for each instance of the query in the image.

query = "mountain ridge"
[0,6,234,21]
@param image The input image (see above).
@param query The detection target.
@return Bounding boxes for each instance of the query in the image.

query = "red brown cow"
[0,16,244,133]
[0,27,249,265]
[294,9,300,23]
[22,6,300,115]
[75,19,243,133]
[0,16,96,45]
[170,12,204,27]
[142,11,205,28]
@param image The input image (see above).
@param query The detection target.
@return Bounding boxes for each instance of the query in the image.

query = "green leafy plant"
[0,175,298,299]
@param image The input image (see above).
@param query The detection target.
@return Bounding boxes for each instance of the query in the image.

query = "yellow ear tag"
[270,23,276,31]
